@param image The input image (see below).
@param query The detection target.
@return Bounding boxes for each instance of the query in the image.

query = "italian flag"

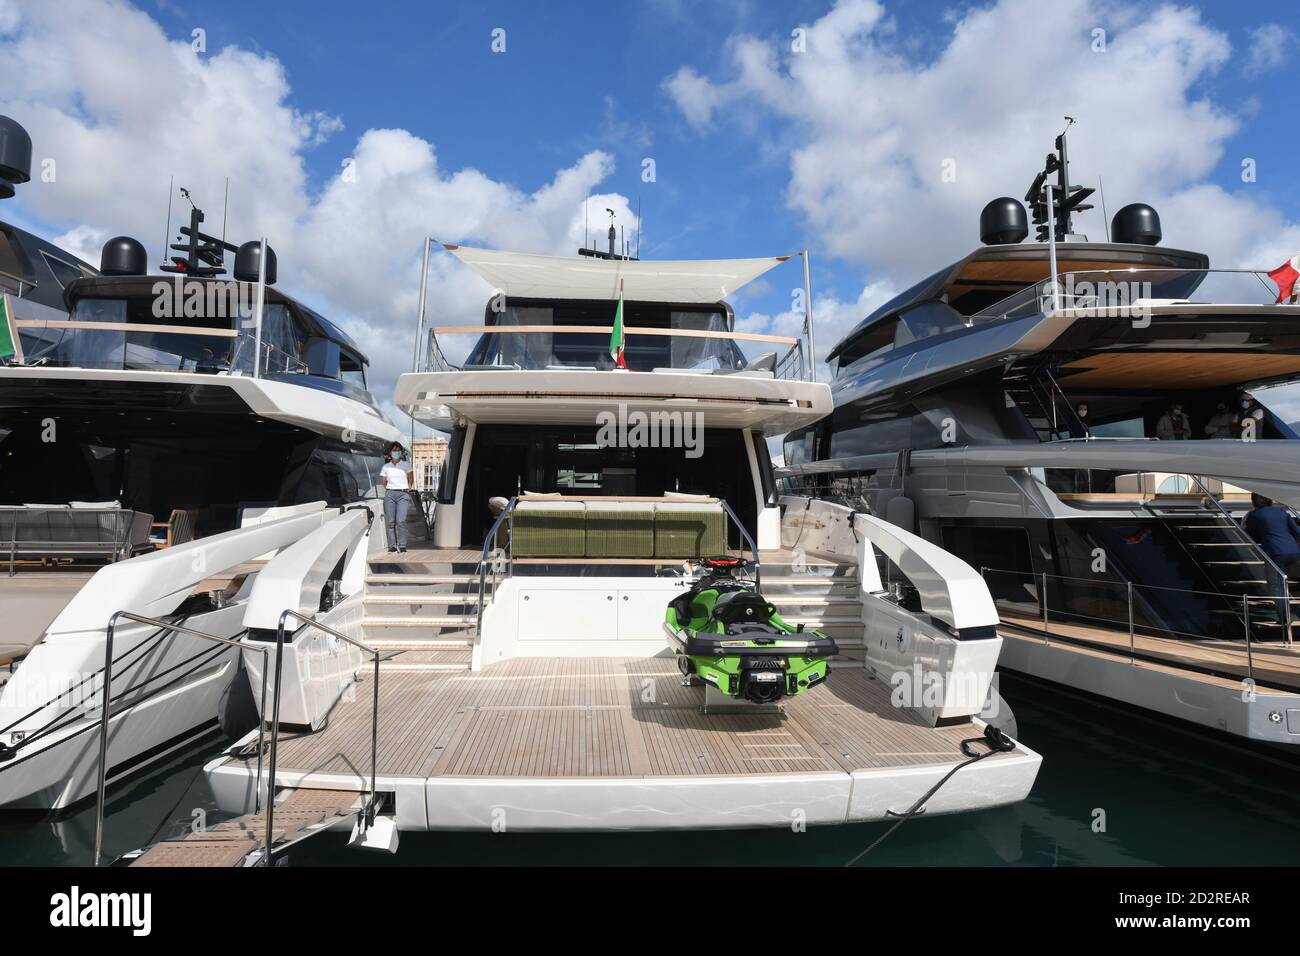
[0,295,17,361]
[609,283,627,369]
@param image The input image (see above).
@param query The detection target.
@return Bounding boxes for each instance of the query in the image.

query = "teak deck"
[999,610,1300,691]
[219,656,1013,785]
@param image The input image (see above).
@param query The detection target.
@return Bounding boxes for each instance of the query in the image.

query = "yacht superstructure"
[781,129,1300,749]
[200,241,1040,849]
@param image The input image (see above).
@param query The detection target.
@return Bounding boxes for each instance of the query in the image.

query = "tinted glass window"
[340,351,366,387]
[41,252,85,289]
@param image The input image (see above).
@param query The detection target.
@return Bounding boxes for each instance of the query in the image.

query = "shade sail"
[442,243,790,304]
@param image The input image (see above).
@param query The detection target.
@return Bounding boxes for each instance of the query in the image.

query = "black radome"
[979,197,1029,245]
[234,239,277,284]
[100,236,148,276]
[1111,203,1161,246]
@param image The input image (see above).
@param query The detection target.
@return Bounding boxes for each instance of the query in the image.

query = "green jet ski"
[665,557,839,704]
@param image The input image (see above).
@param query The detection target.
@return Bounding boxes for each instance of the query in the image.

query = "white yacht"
[0,119,401,812]
[198,242,1041,856]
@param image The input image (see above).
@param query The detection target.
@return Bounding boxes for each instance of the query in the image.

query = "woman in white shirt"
[380,442,415,553]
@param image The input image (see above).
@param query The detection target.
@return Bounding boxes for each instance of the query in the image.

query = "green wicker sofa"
[510,496,726,559]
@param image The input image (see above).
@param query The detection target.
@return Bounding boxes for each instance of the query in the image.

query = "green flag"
[609,289,626,368]
[0,296,15,360]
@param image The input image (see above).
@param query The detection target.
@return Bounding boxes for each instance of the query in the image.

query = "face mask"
[1077,408,1087,418]
[1241,401,1251,409]
[390,450,401,461]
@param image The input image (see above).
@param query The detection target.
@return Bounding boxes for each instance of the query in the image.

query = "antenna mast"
[160,176,174,270]
[1025,117,1094,243]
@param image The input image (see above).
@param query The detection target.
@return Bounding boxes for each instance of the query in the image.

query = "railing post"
[1242,594,1253,681]
[1041,571,1049,643]
[92,610,122,867]
[264,613,290,866]
[1127,581,1135,664]
[1283,577,1294,647]
[369,649,380,826]
[254,647,268,815]
[1244,595,1255,682]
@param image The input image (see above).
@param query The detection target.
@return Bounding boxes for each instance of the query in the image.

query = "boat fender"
[884,495,915,533]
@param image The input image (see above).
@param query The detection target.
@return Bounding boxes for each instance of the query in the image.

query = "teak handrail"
[431,324,798,346]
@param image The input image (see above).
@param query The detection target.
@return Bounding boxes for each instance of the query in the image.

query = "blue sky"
[4,0,1300,418]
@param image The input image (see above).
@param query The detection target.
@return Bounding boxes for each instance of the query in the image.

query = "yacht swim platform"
[207,655,1038,832]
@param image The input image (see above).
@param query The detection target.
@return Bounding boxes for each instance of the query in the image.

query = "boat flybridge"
[200,238,1040,852]
[781,125,1300,751]
[0,114,402,815]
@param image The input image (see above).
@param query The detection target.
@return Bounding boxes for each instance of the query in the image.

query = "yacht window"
[238,302,304,374]
[669,310,742,371]
[40,252,85,290]
[899,301,965,340]
[836,318,898,372]
[1087,416,1146,439]
[437,425,467,505]
[0,230,31,294]
[463,301,743,371]
[340,350,366,387]
[59,295,246,373]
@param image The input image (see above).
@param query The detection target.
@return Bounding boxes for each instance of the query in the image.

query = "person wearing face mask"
[1155,400,1191,441]
[1072,402,1090,437]
[1204,402,1236,439]
[381,442,415,553]
[1238,393,1265,439]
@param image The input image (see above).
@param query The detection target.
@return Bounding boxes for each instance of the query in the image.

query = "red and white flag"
[1268,251,1300,303]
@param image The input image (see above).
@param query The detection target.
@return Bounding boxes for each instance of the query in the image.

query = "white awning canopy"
[442,243,791,304]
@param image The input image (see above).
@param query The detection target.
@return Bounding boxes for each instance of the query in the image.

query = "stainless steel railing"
[476,496,518,639]
[976,565,1300,687]
[264,609,380,867]
[1182,473,1293,645]
[94,611,270,866]
[92,606,380,867]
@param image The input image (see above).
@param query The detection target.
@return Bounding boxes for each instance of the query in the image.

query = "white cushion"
[663,491,711,501]
[70,500,122,509]
[516,500,586,513]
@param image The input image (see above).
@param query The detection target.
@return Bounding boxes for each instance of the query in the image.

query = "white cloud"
[736,279,896,379]
[0,0,635,426]
[1243,23,1294,78]
[663,0,1300,283]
